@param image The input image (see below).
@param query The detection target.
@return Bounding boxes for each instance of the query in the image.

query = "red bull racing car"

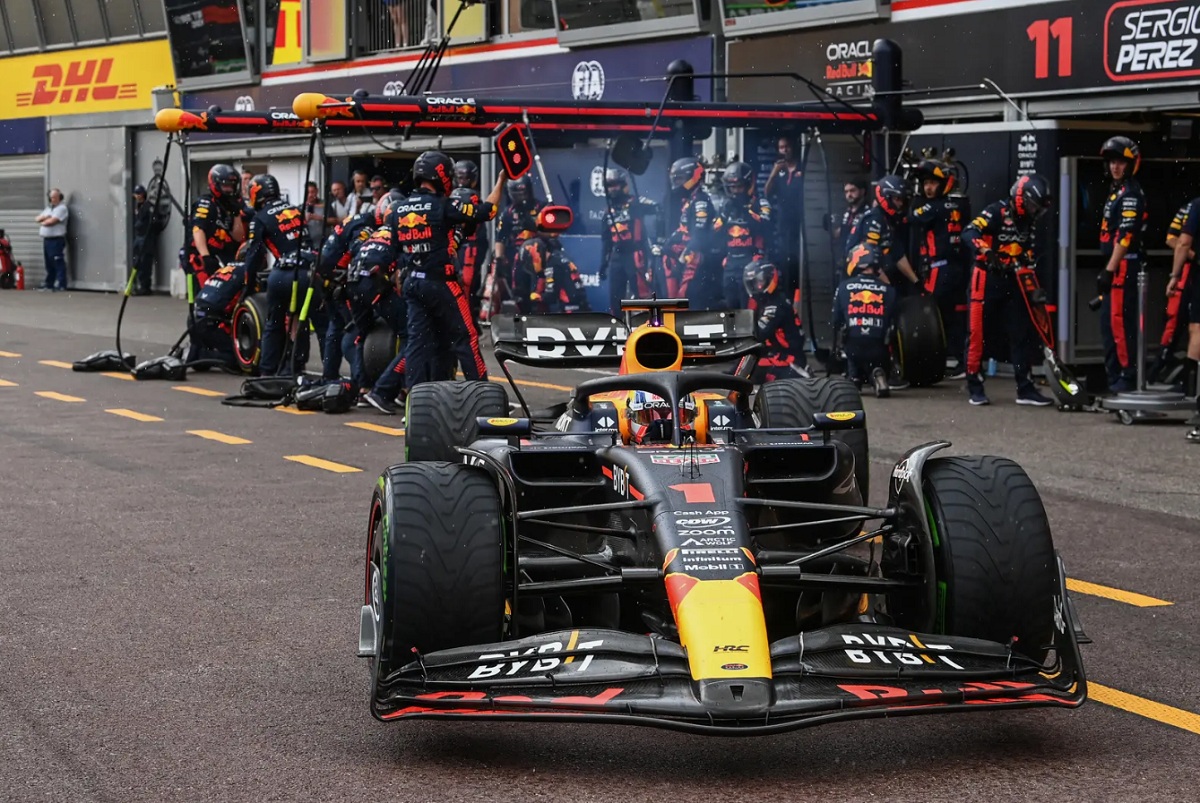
[357,300,1087,734]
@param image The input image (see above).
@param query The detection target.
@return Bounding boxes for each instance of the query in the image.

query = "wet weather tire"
[895,295,946,387]
[922,455,1057,662]
[366,462,505,687]
[405,380,509,463]
[755,376,870,503]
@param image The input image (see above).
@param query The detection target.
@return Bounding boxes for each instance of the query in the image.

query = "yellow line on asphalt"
[35,391,85,402]
[171,385,225,397]
[1067,578,1172,608]
[275,406,316,416]
[100,371,135,381]
[0,350,21,358]
[284,454,362,473]
[38,360,73,369]
[106,408,164,422]
[187,429,251,445]
[1092,683,1200,735]
[0,379,16,387]
[345,421,406,436]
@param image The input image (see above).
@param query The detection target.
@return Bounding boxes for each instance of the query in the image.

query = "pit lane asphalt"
[2,291,1197,803]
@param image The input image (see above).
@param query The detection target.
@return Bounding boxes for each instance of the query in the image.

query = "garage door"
[0,154,48,286]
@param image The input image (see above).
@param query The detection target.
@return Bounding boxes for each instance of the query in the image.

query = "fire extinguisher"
[15,262,25,290]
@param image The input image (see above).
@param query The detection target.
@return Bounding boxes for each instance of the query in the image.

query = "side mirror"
[812,410,866,431]
[475,416,533,438]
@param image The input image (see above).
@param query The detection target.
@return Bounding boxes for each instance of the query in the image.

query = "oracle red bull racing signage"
[1106,0,1200,81]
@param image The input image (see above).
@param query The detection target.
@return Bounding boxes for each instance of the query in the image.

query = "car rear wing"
[491,310,760,370]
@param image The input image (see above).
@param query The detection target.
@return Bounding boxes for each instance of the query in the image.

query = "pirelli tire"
[894,295,947,387]
[232,292,268,374]
[361,321,402,389]
[365,462,505,696]
[755,377,870,504]
[921,455,1057,663]
[405,380,509,463]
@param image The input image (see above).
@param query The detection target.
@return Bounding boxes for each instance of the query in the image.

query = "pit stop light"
[496,124,533,180]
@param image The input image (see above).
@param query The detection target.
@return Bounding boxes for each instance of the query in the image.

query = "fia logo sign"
[234,95,255,111]
[591,165,607,198]
[572,60,605,101]
[383,80,405,97]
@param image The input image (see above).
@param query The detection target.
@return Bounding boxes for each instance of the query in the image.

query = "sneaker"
[947,367,967,380]
[968,390,990,406]
[364,391,397,415]
[872,367,890,399]
[1108,378,1133,394]
[1187,427,1200,443]
[1016,387,1054,406]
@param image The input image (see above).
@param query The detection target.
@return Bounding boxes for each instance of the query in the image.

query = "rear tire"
[894,295,946,387]
[365,462,505,685]
[755,377,870,503]
[232,292,267,374]
[405,380,509,462]
[921,456,1057,662]
[361,321,401,389]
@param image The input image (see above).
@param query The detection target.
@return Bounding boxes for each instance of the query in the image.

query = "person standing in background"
[327,181,357,224]
[352,170,372,213]
[36,188,69,292]
[764,135,804,308]
[130,184,167,296]
[304,181,325,245]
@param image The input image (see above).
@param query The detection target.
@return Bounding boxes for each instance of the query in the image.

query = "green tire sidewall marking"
[925,496,947,632]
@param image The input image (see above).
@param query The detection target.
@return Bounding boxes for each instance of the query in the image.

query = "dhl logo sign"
[2,40,175,121]
[16,59,136,108]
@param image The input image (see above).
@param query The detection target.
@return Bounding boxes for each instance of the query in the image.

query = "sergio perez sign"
[1106,0,1200,81]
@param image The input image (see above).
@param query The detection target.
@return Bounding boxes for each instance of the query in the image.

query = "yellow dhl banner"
[1,39,176,120]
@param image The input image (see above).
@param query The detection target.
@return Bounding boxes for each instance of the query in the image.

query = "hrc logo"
[15,58,137,107]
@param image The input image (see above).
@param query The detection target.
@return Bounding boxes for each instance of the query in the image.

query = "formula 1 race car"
[358,300,1087,734]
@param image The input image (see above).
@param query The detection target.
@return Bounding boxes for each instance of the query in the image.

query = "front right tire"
[920,455,1057,662]
[365,462,506,688]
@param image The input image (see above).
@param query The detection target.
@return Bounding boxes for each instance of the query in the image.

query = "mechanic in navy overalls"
[714,161,772,310]
[834,244,897,397]
[240,174,314,376]
[910,159,970,377]
[600,167,660,316]
[670,157,720,309]
[390,151,504,390]
[1096,136,1147,393]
